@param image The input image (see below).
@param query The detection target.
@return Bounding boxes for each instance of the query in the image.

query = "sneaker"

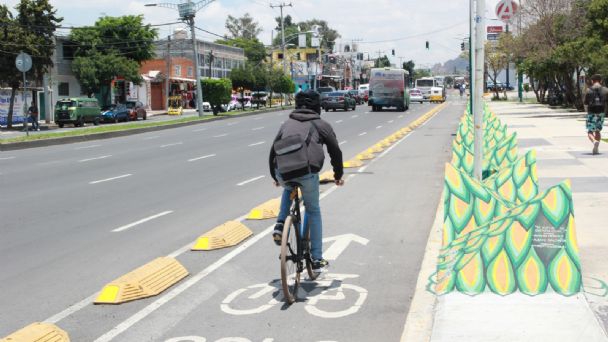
[593,141,600,155]
[312,259,329,273]
[272,222,284,246]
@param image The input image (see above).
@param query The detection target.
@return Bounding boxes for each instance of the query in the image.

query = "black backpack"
[273,120,319,180]
[589,88,605,114]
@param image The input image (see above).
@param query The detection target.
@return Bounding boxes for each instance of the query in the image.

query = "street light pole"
[145,0,216,117]
[270,2,292,75]
[473,0,485,180]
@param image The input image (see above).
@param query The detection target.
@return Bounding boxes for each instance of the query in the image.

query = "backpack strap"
[305,120,319,145]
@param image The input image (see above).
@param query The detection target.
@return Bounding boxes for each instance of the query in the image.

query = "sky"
[5,0,503,68]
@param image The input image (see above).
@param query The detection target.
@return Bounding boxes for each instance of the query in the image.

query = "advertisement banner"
[0,89,33,126]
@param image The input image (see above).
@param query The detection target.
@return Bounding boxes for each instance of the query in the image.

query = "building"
[270,47,325,90]
[140,57,196,110]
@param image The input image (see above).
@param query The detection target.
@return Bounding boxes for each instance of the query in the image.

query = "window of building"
[174,65,181,76]
[58,82,69,96]
[187,66,193,77]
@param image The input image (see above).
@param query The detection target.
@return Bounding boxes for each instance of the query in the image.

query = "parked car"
[347,89,363,104]
[124,101,147,120]
[101,104,130,123]
[409,88,424,103]
[202,102,212,111]
[322,91,357,112]
[251,91,268,108]
[54,97,102,128]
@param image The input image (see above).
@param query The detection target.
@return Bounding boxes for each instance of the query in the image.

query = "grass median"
[0,106,292,144]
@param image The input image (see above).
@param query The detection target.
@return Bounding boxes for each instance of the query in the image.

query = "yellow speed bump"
[356,152,375,160]
[94,257,188,304]
[192,221,253,250]
[378,140,391,148]
[247,198,280,220]
[1,322,69,342]
[386,135,399,143]
[344,159,364,168]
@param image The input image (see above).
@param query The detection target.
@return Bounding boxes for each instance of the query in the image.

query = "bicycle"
[279,182,319,304]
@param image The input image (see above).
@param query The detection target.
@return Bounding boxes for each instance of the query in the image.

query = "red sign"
[496,0,518,23]
[487,25,504,34]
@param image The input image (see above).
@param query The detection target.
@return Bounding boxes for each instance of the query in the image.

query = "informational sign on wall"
[0,89,33,126]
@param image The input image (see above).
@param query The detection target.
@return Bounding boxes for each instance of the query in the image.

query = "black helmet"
[295,90,321,114]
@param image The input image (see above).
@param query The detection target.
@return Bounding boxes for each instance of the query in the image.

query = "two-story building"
[270,47,326,91]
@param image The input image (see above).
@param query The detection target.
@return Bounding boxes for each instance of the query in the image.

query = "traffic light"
[391,49,395,56]
[425,41,430,49]
[461,42,465,51]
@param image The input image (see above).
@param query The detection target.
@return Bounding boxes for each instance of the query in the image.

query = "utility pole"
[270,2,292,75]
[165,35,171,111]
[472,0,485,180]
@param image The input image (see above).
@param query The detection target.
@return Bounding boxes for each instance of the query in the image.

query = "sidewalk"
[428,102,608,341]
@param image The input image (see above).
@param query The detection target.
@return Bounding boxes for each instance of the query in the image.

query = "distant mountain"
[432,56,468,75]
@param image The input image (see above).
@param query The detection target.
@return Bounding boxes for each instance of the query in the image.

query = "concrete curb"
[400,190,444,342]
[0,106,292,151]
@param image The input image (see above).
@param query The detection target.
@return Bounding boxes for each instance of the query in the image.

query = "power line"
[357,21,468,44]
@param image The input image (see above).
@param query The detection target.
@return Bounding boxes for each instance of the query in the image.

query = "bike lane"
[86,101,464,342]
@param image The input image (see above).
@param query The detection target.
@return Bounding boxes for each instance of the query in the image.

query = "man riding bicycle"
[269,89,344,273]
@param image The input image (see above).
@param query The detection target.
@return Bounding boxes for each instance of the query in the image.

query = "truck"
[415,77,446,103]
[368,68,410,112]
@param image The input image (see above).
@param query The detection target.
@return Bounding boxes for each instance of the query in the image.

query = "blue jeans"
[276,172,323,260]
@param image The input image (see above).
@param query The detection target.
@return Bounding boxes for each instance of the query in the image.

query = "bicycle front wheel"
[280,215,300,304]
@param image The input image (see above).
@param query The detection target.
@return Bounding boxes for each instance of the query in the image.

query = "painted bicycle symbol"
[221,273,368,318]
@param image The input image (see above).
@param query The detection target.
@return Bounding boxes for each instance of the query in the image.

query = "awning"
[170,76,196,82]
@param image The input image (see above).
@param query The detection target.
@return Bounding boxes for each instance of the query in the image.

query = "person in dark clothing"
[583,74,608,155]
[27,103,39,131]
[268,90,344,273]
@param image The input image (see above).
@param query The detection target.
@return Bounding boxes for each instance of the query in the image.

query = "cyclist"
[269,89,344,273]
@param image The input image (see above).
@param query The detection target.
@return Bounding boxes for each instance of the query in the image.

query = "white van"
[358,83,369,101]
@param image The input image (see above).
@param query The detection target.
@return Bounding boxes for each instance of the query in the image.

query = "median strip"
[111,211,173,232]
[89,174,132,185]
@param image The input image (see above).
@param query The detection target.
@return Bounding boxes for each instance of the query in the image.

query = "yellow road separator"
[319,170,334,182]
[247,198,280,220]
[343,159,364,168]
[356,152,375,160]
[94,257,188,304]
[192,221,253,250]
[367,145,384,153]
[386,135,399,143]
[378,140,392,148]
[1,322,69,342]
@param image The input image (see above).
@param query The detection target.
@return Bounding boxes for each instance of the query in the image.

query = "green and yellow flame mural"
[431,105,581,296]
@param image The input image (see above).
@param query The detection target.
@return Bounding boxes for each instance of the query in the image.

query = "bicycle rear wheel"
[280,215,300,304]
[303,226,318,281]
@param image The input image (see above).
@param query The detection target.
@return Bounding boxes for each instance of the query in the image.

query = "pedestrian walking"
[27,103,39,131]
[583,74,608,155]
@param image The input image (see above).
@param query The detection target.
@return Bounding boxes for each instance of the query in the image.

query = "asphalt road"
[0,95,465,341]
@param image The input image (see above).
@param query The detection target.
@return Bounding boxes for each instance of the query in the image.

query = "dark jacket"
[584,83,608,113]
[269,109,343,181]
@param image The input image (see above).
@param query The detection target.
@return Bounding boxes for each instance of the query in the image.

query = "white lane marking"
[388,120,394,123]
[248,141,265,147]
[351,115,359,118]
[188,154,216,162]
[75,144,101,150]
[193,128,207,132]
[160,142,183,148]
[111,211,174,233]
[277,113,283,116]
[339,140,347,145]
[0,156,16,160]
[398,115,404,118]
[252,126,264,131]
[79,155,111,163]
[227,122,239,126]
[376,125,383,129]
[213,133,228,138]
[254,117,264,120]
[45,293,100,324]
[89,174,132,185]
[335,120,343,123]
[237,175,265,186]
[142,135,160,140]
[358,132,367,136]
[323,234,369,261]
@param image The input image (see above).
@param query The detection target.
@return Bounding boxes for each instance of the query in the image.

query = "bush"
[201,78,232,115]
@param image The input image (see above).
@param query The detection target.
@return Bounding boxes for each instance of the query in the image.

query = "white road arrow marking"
[322,234,369,260]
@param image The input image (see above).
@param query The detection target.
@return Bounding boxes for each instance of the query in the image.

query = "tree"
[374,55,391,68]
[230,65,254,110]
[0,0,61,128]
[225,13,262,40]
[215,37,266,64]
[272,18,340,51]
[485,41,508,99]
[201,78,232,115]
[69,15,157,105]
